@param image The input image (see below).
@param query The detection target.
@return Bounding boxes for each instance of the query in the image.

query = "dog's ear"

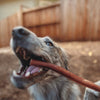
[57,47,69,70]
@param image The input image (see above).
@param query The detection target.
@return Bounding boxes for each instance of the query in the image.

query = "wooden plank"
[23,2,60,14]
[74,0,87,41]
[17,5,24,26]
[0,13,19,48]
[0,19,9,47]
[25,22,60,28]
[23,11,40,27]
[61,0,85,41]
[0,21,2,47]
[86,0,100,40]
[23,5,60,27]
[61,0,74,41]
[61,0,100,41]
[8,13,19,37]
[26,23,60,40]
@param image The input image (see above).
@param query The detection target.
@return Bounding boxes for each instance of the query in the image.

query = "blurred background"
[0,0,100,100]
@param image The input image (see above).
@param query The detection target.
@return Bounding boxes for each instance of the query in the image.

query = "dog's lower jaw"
[28,76,80,100]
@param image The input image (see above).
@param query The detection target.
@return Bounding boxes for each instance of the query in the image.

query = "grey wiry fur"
[28,76,80,100]
[10,26,100,100]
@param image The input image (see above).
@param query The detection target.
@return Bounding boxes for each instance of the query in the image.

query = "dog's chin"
[11,73,27,89]
[11,70,49,89]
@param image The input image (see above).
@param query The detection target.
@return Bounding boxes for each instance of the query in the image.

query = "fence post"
[60,0,69,41]
[18,5,23,26]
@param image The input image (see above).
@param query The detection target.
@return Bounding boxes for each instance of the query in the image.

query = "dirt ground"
[0,41,100,100]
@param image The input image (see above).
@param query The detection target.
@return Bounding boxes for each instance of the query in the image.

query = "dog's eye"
[46,42,53,46]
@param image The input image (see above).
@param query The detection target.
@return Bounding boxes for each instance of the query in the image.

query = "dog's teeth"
[16,47,20,53]
[13,70,20,77]
[13,70,17,76]
[42,58,45,61]
[39,69,42,72]
[25,72,31,77]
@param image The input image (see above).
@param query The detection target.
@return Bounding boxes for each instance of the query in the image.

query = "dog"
[10,26,100,100]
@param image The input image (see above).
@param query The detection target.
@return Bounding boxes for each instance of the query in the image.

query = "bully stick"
[30,60,100,92]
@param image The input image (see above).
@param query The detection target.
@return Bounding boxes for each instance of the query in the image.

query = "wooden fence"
[61,0,100,41]
[0,0,100,48]
[23,3,61,40]
[0,13,19,47]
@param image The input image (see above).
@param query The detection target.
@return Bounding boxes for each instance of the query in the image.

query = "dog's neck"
[28,76,80,100]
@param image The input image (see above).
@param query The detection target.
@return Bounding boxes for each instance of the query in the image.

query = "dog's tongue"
[25,65,41,77]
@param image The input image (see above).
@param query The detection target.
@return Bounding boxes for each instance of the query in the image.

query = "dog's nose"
[12,27,29,38]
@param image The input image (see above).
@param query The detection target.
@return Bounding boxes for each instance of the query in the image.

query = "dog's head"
[10,26,68,89]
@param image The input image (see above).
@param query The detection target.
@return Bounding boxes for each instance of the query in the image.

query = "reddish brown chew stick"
[30,60,100,92]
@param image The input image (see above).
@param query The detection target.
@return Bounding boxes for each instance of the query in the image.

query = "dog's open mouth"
[14,47,48,78]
